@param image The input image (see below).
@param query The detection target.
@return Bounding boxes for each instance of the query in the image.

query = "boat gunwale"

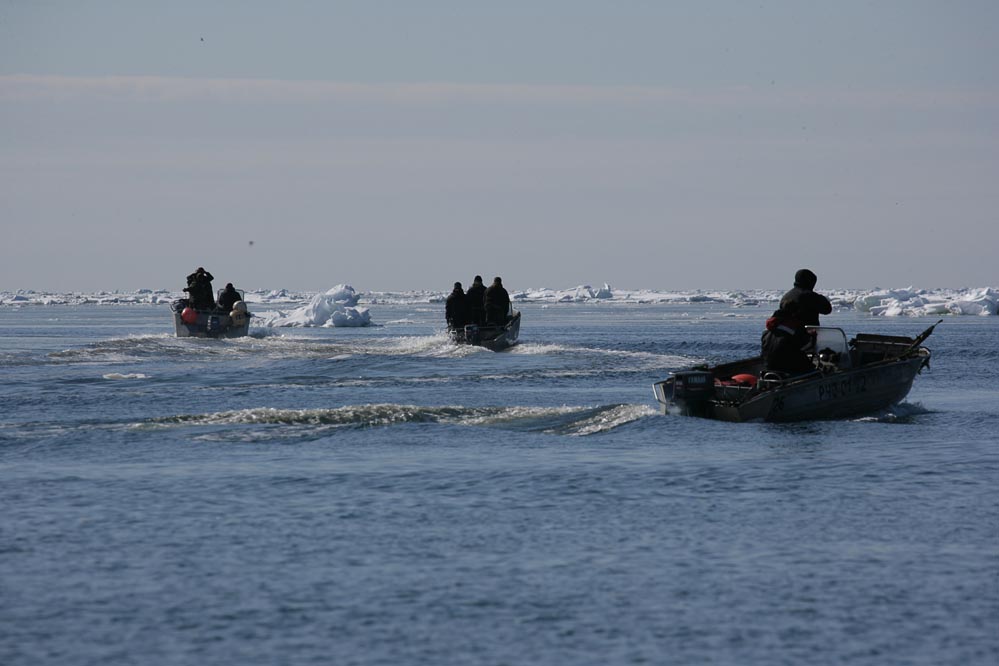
[653,342,931,422]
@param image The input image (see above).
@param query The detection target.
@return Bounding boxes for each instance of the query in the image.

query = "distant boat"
[653,322,938,422]
[171,289,252,338]
[454,310,521,351]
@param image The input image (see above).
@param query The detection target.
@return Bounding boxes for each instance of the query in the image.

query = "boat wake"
[48,334,186,364]
[507,342,574,355]
[141,403,658,438]
[40,328,699,370]
[853,401,932,423]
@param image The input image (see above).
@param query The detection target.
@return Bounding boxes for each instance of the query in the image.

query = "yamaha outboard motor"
[463,324,481,345]
[667,370,715,417]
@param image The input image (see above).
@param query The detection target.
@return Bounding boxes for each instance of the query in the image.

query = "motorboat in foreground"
[171,290,252,338]
[653,321,939,422]
[454,310,521,351]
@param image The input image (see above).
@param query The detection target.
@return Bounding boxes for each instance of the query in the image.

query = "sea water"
[1,302,996,665]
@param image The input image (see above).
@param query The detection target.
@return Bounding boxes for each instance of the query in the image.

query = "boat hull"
[653,345,930,423]
[455,311,521,351]
[715,356,925,422]
[173,310,250,339]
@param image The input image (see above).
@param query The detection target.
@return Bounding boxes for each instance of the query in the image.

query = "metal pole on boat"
[896,319,943,358]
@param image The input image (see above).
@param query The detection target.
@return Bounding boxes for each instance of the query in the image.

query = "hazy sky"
[2,1,997,292]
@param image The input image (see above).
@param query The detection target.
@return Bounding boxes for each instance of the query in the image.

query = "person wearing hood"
[761,302,814,374]
[779,268,832,327]
[445,282,467,333]
[217,283,242,312]
[184,267,215,310]
[484,277,510,326]
[465,275,486,326]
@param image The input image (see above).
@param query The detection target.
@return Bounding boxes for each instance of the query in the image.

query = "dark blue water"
[2,303,996,665]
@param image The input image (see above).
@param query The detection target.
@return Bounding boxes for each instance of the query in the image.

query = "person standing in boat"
[779,268,832,326]
[445,282,467,333]
[465,275,486,326]
[484,277,511,326]
[217,282,242,312]
[184,267,215,310]
[761,302,814,374]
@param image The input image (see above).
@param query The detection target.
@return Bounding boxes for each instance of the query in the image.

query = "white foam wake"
[143,403,655,437]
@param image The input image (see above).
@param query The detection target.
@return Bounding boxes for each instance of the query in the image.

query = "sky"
[2,1,998,292]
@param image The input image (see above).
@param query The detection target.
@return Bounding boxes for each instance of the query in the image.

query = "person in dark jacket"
[445,282,467,333]
[217,283,242,312]
[779,268,832,326]
[465,275,486,326]
[761,303,814,374]
[184,267,215,310]
[484,276,510,326]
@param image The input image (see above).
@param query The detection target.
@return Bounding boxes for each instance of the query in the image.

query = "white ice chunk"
[859,287,997,317]
[323,284,361,306]
[261,285,372,327]
[327,306,371,327]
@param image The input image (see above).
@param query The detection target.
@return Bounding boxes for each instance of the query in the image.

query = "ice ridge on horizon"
[1,284,996,317]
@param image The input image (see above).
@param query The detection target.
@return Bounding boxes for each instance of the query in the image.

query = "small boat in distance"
[454,310,521,351]
[171,289,252,338]
[653,321,939,422]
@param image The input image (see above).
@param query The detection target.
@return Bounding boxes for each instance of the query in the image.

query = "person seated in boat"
[779,268,832,327]
[484,277,511,326]
[183,267,215,310]
[761,303,814,375]
[465,275,486,326]
[445,282,467,333]
[217,282,242,312]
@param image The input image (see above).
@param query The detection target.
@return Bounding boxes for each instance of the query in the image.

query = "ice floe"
[853,287,997,317]
[258,284,372,327]
[2,283,997,317]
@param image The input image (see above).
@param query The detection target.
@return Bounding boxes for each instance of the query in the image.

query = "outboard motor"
[206,314,222,336]
[668,370,715,417]
[463,324,481,345]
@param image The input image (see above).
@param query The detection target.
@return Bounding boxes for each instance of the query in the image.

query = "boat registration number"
[818,373,872,401]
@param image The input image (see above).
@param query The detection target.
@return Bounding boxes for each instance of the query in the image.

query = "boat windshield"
[807,327,851,368]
